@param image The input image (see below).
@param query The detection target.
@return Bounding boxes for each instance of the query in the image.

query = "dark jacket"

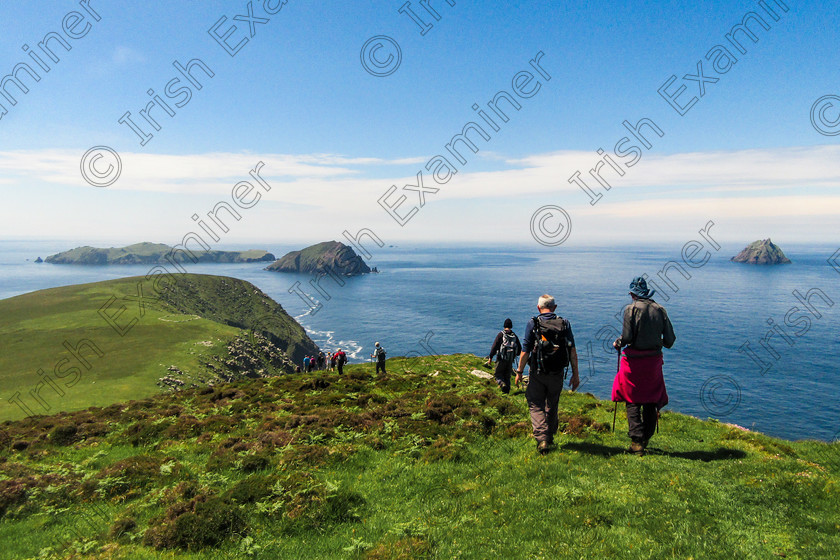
[488,329,521,362]
[617,298,676,353]
[522,312,576,375]
[373,347,386,362]
[522,312,576,351]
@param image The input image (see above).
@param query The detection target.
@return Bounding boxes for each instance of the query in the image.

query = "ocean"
[2,240,838,442]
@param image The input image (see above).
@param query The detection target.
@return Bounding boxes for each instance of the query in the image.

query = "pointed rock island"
[265,240,372,276]
[45,242,275,265]
[730,238,791,265]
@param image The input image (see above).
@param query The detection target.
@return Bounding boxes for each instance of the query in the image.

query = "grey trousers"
[626,403,658,444]
[525,373,565,443]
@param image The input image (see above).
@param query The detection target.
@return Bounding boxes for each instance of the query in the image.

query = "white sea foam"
[296,318,364,361]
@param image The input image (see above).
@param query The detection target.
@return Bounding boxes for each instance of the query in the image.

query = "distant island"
[44,242,275,265]
[731,239,791,265]
[265,240,372,276]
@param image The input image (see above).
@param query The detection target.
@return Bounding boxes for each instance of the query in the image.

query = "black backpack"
[498,331,518,362]
[530,316,571,376]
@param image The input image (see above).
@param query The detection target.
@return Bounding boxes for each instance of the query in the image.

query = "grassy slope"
[0,355,837,560]
[0,275,318,422]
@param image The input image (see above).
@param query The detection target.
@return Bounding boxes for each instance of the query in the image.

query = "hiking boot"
[537,441,550,455]
[628,442,645,456]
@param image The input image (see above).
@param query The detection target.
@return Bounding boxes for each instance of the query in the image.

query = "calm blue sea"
[2,240,839,442]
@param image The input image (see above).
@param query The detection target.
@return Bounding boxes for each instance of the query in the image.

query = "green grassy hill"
[1,355,838,559]
[0,275,319,422]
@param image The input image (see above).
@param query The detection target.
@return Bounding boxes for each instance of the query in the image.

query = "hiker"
[335,348,347,375]
[612,276,676,456]
[318,351,326,370]
[303,355,310,372]
[515,294,580,455]
[329,352,337,371]
[485,318,521,394]
[371,342,387,375]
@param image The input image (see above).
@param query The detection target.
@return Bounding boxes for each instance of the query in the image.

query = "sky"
[0,0,838,248]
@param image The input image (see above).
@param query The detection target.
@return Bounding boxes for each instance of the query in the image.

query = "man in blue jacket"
[515,294,580,455]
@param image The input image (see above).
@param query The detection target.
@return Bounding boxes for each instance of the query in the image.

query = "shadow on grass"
[560,441,747,462]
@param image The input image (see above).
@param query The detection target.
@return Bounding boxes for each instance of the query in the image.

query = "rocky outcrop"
[45,242,275,265]
[731,239,791,264]
[265,241,371,276]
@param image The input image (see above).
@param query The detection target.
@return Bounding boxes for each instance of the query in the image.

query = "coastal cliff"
[44,242,275,265]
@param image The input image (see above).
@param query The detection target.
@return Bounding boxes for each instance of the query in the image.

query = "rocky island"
[730,238,791,264]
[45,242,275,265]
[265,240,371,276]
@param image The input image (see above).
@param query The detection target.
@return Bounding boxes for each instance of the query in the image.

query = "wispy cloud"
[111,46,147,66]
[2,145,839,236]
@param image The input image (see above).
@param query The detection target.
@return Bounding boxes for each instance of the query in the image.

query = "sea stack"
[731,239,791,265]
[265,241,371,276]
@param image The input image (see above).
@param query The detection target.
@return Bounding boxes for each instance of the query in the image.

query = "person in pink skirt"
[612,276,676,455]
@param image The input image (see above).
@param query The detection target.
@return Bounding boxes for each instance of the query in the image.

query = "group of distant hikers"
[485,276,675,456]
[300,350,348,374]
[299,342,387,376]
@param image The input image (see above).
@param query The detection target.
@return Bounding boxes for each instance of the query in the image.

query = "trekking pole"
[612,346,621,433]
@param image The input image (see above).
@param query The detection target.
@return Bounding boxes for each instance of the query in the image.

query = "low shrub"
[49,424,78,446]
[239,452,271,473]
[109,516,137,542]
[144,494,244,550]
[225,474,280,504]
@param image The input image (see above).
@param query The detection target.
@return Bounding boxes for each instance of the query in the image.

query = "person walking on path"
[612,276,676,456]
[485,318,522,394]
[334,348,347,375]
[515,295,580,455]
[371,342,387,375]
[303,355,310,372]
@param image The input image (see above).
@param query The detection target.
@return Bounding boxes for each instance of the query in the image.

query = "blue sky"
[0,0,838,246]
